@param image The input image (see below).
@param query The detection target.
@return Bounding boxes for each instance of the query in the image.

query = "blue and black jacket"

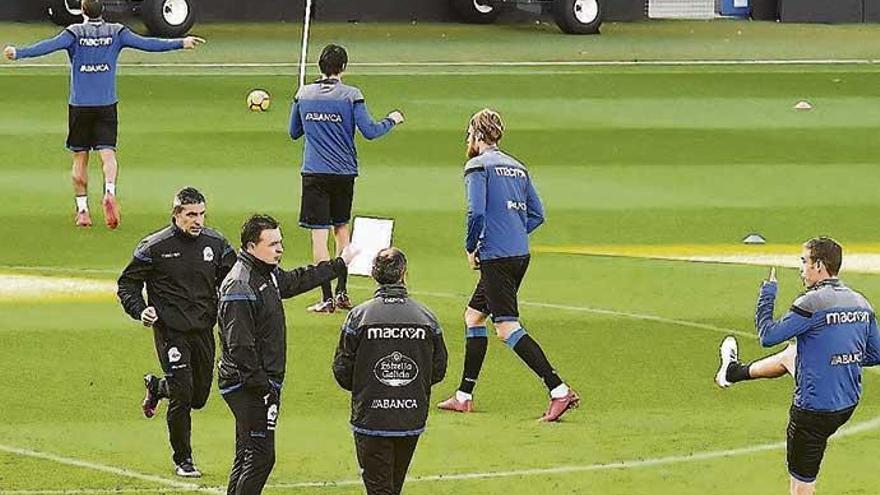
[289,78,396,176]
[756,278,880,412]
[464,147,545,261]
[15,19,184,106]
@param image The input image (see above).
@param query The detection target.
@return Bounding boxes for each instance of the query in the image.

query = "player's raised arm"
[8,30,75,60]
[119,27,202,52]
[353,99,398,140]
[755,275,813,347]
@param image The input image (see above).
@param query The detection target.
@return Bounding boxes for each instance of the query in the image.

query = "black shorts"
[786,404,856,483]
[67,104,118,152]
[299,174,355,229]
[467,255,530,322]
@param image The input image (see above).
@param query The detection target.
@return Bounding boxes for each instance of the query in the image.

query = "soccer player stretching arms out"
[715,237,880,495]
[289,44,404,313]
[3,0,203,229]
[437,109,579,422]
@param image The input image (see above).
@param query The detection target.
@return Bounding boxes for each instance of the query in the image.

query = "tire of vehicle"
[552,0,602,34]
[47,0,83,26]
[141,0,196,38]
[450,0,502,24]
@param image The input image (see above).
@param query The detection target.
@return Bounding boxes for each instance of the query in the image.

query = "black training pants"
[354,433,420,495]
[154,327,215,465]
[224,389,277,495]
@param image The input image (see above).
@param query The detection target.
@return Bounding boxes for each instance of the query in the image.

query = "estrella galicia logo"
[203,246,214,262]
[374,351,419,387]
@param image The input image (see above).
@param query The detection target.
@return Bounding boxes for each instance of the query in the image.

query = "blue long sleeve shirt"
[15,20,184,106]
[464,147,545,261]
[290,78,395,176]
[756,278,880,412]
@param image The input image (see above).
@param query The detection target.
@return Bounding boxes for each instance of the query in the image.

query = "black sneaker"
[175,459,202,478]
[142,374,161,419]
[334,292,354,311]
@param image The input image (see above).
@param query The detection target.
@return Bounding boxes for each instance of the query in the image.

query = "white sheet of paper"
[349,217,394,276]
[733,0,747,7]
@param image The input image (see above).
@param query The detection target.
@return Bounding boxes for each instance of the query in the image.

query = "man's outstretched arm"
[6,30,75,60]
[755,269,813,347]
[119,28,203,52]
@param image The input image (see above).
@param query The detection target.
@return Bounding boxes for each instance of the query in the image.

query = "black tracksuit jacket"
[217,250,346,396]
[333,284,448,436]
[117,223,236,333]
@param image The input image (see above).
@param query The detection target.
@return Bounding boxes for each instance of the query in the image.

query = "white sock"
[75,196,89,213]
[456,390,473,402]
[550,383,569,399]
[105,182,116,196]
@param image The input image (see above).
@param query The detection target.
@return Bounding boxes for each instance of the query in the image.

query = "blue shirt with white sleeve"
[15,19,184,106]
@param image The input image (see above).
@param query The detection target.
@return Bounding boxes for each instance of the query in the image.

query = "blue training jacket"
[464,147,545,261]
[289,78,395,176]
[15,19,184,106]
[756,278,880,412]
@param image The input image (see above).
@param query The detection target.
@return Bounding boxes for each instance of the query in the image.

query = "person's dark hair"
[319,44,348,76]
[82,0,104,19]
[804,236,842,276]
[241,214,279,248]
[171,187,205,214]
[372,247,407,285]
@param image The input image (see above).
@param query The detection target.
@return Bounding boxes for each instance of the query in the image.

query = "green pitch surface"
[2,20,880,494]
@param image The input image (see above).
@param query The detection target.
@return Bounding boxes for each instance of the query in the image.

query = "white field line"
[2,59,880,70]
[1,269,879,493]
[6,415,880,494]
[269,414,880,489]
[0,274,115,299]
[0,446,219,494]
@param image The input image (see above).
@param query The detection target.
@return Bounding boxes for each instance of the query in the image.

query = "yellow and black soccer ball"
[247,89,271,112]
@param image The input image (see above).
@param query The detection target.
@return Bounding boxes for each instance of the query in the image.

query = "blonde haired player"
[438,109,579,422]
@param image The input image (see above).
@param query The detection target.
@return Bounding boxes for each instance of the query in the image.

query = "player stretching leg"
[437,109,579,422]
[715,238,880,495]
[3,0,203,229]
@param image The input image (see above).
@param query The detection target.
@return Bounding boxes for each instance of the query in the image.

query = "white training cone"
[743,233,767,245]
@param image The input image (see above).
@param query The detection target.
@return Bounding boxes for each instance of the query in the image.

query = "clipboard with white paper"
[348,217,395,277]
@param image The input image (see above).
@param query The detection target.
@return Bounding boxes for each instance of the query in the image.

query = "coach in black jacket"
[333,247,447,495]
[117,187,236,478]
[218,214,355,495]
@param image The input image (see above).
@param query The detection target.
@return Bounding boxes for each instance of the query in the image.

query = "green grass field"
[1,20,880,495]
